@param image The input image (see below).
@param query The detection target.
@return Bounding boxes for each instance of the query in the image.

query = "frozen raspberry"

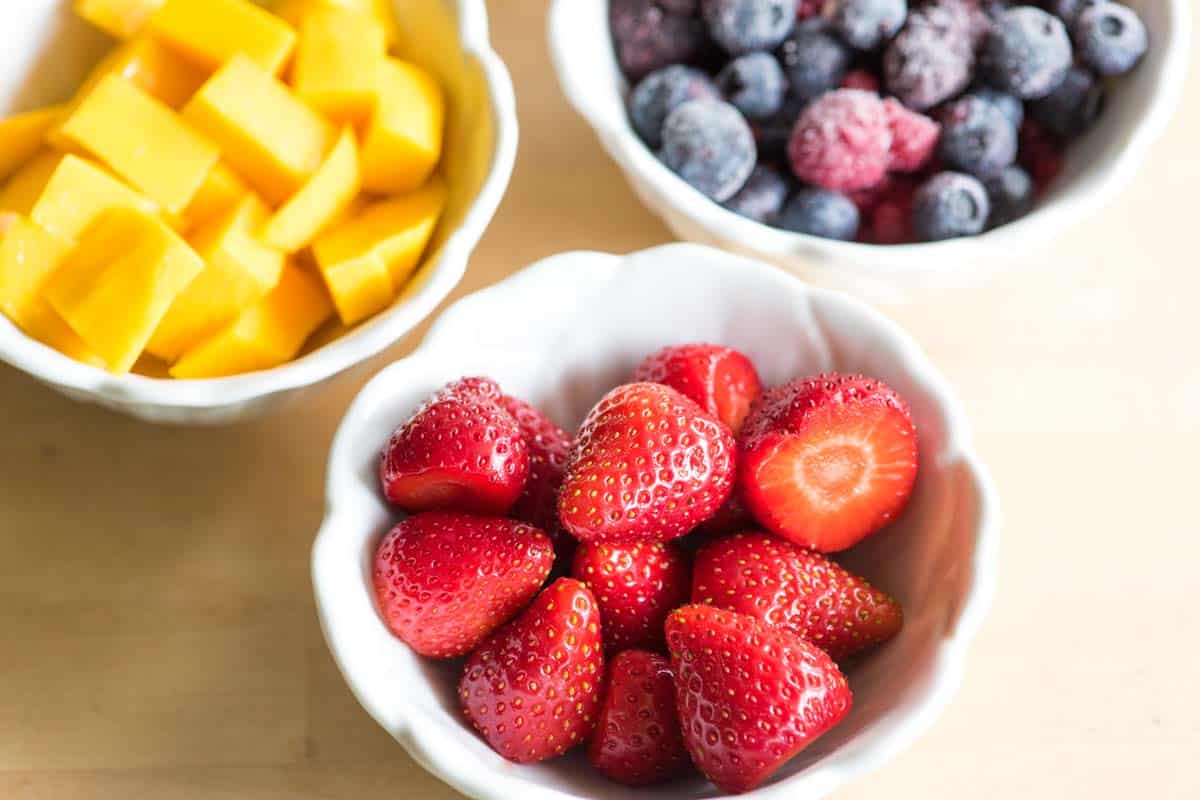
[1029,65,1104,140]
[661,99,757,201]
[883,4,975,110]
[1018,119,1066,193]
[788,89,893,192]
[981,6,1072,99]
[798,0,824,18]
[717,52,788,119]
[610,0,709,81]
[864,178,919,243]
[931,0,996,46]
[629,65,720,148]
[840,68,881,93]
[778,18,853,100]
[777,188,861,240]
[966,86,1025,129]
[882,98,940,173]
[823,0,908,50]
[984,164,1036,227]
[702,0,797,55]
[937,95,1018,177]
[723,164,790,223]
[912,171,991,241]
[1073,3,1147,77]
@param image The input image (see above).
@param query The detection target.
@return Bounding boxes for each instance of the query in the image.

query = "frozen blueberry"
[723,164,790,222]
[717,52,788,119]
[752,93,809,162]
[981,6,1073,99]
[777,188,861,240]
[883,5,975,110]
[937,95,1018,177]
[660,99,757,202]
[629,66,720,148]
[1046,0,1107,24]
[966,86,1025,130]
[701,0,797,55]
[984,165,1036,227]
[610,0,710,81]
[1073,3,1147,76]
[778,19,853,100]
[912,172,991,240]
[1029,65,1104,140]
[823,0,908,50]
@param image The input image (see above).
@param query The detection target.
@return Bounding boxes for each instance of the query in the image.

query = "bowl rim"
[0,0,519,410]
[311,242,1002,800]
[546,0,1192,276]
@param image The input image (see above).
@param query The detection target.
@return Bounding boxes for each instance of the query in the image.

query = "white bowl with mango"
[0,0,517,423]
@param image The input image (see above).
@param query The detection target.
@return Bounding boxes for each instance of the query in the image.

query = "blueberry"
[629,66,720,148]
[717,52,788,119]
[981,6,1073,99]
[824,0,908,50]
[723,164,790,222]
[984,165,1036,227]
[701,0,797,55]
[1073,3,1147,76]
[660,99,757,201]
[912,172,991,240]
[778,19,853,100]
[1029,65,1105,140]
[610,0,710,81]
[966,87,1025,130]
[883,6,975,110]
[1046,0,1107,24]
[752,93,809,162]
[776,188,861,240]
[937,96,1018,177]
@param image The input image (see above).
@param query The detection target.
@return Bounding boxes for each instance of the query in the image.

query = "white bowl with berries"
[312,243,999,799]
[549,0,1190,298]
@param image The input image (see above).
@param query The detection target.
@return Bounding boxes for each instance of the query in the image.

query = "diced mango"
[148,0,297,76]
[170,262,332,378]
[44,208,204,373]
[182,162,250,232]
[0,152,65,214]
[75,0,164,38]
[360,59,445,194]
[148,194,285,361]
[313,176,447,288]
[0,107,64,182]
[318,248,393,325]
[262,127,360,253]
[184,55,335,205]
[22,155,161,241]
[291,5,385,123]
[273,0,398,45]
[59,75,219,213]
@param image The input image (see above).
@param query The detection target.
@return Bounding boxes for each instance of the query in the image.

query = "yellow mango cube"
[360,59,445,194]
[182,162,250,231]
[75,0,164,38]
[262,127,360,253]
[20,155,161,241]
[291,5,385,123]
[44,208,204,373]
[60,75,219,213]
[0,107,64,182]
[148,0,296,76]
[148,195,285,361]
[0,152,65,213]
[273,0,398,44]
[184,55,335,205]
[318,248,393,325]
[170,262,332,378]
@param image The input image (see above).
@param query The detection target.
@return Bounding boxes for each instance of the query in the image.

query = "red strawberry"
[632,344,763,433]
[380,377,530,515]
[587,650,691,786]
[571,541,690,653]
[558,383,736,544]
[666,605,852,794]
[500,394,576,568]
[740,374,918,552]
[692,531,903,660]
[460,578,604,763]
[693,492,754,539]
[372,512,553,658]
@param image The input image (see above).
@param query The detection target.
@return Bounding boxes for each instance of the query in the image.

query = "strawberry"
[459,578,604,763]
[372,512,553,658]
[558,383,736,544]
[587,650,691,786]
[739,374,918,552]
[571,541,690,653]
[693,491,754,539]
[632,343,763,434]
[692,531,903,660]
[666,605,852,794]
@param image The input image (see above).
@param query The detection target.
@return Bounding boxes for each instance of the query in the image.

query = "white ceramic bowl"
[548,0,1191,299]
[312,243,1000,800]
[0,0,517,424]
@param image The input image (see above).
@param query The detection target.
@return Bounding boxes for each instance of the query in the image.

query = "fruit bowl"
[0,0,517,423]
[548,0,1190,300]
[312,243,1000,800]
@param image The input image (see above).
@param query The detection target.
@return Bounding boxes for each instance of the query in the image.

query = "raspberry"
[840,68,881,93]
[1018,119,1066,194]
[788,89,892,192]
[882,98,940,173]
[860,177,918,244]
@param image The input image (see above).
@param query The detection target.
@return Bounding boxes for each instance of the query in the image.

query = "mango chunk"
[44,208,204,373]
[182,162,250,231]
[21,154,160,241]
[291,5,385,123]
[262,127,360,253]
[75,0,164,38]
[318,248,393,325]
[360,60,445,194]
[148,0,296,76]
[59,75,219,214]
[184,55,335,205]
[0,107,64,182]
[313,176,447,288]
[148,194,284,361]
[170,262,332,378]
[273,0,398,45]
[0,152,65,213]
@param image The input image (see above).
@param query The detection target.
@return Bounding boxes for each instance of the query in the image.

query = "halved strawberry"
[632,343,763,434]
[372,512,553,658]
[666,605,852,794]
[379,377,529,515]
[739,374,918,552]
[692,531,903,659]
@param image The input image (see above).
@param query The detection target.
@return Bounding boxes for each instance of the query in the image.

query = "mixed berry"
[371,344,922,792]
[612,0,1149,243]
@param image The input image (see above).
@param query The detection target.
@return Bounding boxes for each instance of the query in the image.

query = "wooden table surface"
[3,2,1198,798]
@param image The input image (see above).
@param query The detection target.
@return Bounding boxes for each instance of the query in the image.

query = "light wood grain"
[3,2,1199,797]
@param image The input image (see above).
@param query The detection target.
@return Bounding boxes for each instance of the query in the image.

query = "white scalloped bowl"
[312,243,1000,800]
[0,0,517,423]
[548,0,1191,299]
